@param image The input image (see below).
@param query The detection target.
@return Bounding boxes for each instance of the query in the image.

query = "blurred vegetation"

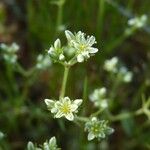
[0,0,150,150]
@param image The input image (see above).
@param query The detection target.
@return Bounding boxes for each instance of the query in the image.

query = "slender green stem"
[60,66,70,99]
[109,73,121,107]
[127,0,135,10]
[105,27,137,53]
[81,76,88,115]
[56,5,63,30]
[97,0,105,40]
[55,0,65,36]
[16,63,36,77]
[109,109,143,122]
[6,63,18,97]
[91,108,104,117]
[75,116,89,122]
[83,76,88,101]
[105,33,126,53]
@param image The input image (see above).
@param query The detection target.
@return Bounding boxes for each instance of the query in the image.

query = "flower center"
[61,103,71,114]
[91,124,100,134]
[80,44,86,51]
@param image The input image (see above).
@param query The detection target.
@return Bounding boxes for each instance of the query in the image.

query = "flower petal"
[87,36,96,46]
[82,51,90,58]
[99,132,106,138]
[91,117,97,122]
[48,47,55,55]
[63,97,71,104]
[55,101,62,109]
[74,99,83,106]
[65,30,74,42]
[54,39,61,49]
[49,137,56,147]
[73,42,81,50]
[70,104,78,112]
[65,113,74,121]
[59,54,65,61]
[55,111,64,118]
[44,99,55,106]
[51,108,58,113]
[77,54,84,62]
[88,132,95,141]
[88,47,98,54]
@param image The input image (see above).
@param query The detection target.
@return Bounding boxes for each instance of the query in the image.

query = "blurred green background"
[0,0,150,149]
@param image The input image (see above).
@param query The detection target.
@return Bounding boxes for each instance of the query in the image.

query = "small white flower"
[85,117,114,141]
[27,136,61,150]
[36,54,51,70]
[128,14,147,28]
[45,97,82,121]
[11,43,19,52]
[0,43,7,49]
[65,30,98,63]
[104,57,118,73]
[43,136,60,150]
[100,99,108,108]
[123,72,133,82]
[48,39,64,62]
[119,67,133,83]
[0,43,19,64]
[0,131,4,140]
[89,87,108,109]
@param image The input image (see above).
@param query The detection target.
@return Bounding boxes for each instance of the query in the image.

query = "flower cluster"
[48,30,98,65]
[128,14,147,29]
[89,87,108,109]
[27,136,60,150]
[0,43,19,64]
[104,57,133,83]
[45,97,82,121]
[125,14,147,35]
[36,54,51,70]
[85,117,114,141]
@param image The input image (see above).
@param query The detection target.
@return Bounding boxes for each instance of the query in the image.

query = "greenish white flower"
[43,137,61,150]
[36,54,51,70]
[128,14,147,29]
[0,131,4,140]
[48,39,65,62]
[85,117,114,141]
[27,141,36,150]
[27,136,60,150]
[0,43,19,64]
[45,97,82,121]
[104,57,133,83]
[89,87,108,109]
[118,67,133,83]
[65,30,98,62]
[104,57,118,73]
